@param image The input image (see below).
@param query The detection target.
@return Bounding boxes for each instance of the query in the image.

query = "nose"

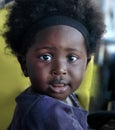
[51,60,67,76]
[52,69,67,75]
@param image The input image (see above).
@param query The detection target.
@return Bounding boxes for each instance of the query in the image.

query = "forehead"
[30,25,86,53]
[35,25,84,41]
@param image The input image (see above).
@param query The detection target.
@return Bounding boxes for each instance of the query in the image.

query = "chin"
[49,93,68,100]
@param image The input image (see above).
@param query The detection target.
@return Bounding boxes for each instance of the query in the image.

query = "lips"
[49,80,69,93]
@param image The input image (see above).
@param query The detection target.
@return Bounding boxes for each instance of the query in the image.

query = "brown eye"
[39,54,52,62]
[67,55,78,63]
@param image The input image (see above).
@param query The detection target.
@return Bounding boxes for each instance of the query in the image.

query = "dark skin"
[20,25,90,100]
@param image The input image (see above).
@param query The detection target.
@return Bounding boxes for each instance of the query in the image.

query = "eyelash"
[38,53,79,63]
[67,55,78,62]
[39,54,52,62]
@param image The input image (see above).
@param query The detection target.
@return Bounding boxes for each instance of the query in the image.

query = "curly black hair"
[4,0,105,57]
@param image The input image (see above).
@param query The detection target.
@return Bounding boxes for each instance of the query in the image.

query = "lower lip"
[49,85,69,93]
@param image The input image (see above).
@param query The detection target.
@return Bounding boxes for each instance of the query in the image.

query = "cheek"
[27,62,50,83]
[70,62,87,88]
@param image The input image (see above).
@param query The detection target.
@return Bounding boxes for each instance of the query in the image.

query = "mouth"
[49,80,70,93]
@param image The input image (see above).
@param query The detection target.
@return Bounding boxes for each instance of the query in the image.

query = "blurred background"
[0,0,115,130]
[89,0,115,112]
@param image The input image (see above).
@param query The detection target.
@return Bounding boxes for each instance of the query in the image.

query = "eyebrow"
[34,46,82,53]
[66,48,79,52]
[34,46,57,51]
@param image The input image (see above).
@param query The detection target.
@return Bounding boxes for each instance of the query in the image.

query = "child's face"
[25,25,88,100]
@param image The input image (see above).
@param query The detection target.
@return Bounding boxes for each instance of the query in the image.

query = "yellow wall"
[0,7,94,130]
[76,57,94,110]
[0,8,30,130]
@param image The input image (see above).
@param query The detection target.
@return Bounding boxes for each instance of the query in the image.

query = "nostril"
[62,71,67,75]
[63,71,67,75]
[52,70,67,75]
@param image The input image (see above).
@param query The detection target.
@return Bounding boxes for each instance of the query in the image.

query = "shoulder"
[23,95,88,130]
[14,89,88,130]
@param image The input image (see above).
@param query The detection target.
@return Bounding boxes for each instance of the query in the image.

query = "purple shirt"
[8,87,88,130]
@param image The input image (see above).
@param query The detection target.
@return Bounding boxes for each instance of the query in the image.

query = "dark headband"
[25,16,89,41]
[22,16,89,55]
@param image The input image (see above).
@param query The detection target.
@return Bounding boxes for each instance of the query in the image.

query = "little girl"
[4,0,105,129]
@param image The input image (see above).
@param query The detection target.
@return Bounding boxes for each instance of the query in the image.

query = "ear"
[17,56,28,77]
[87,56,91,65]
